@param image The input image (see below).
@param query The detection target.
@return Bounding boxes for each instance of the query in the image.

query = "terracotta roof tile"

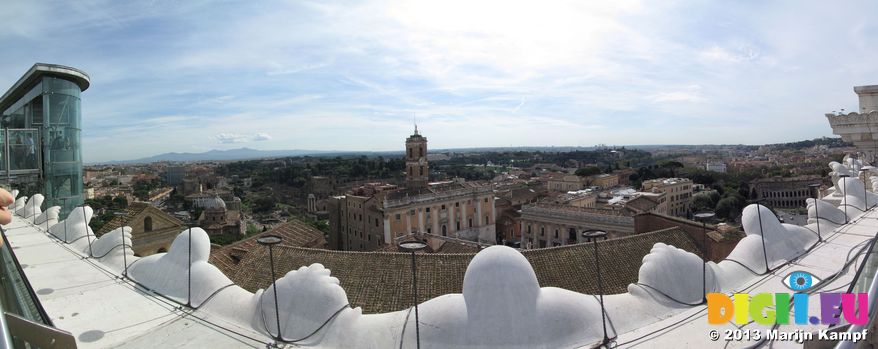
[208,219,327,277]
[96,202,150,236]
[625,195,660,213]
[219,227,700,314]
[436,241,481,253]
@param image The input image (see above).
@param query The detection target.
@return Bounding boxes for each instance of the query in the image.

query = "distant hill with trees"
[764,137,851,150]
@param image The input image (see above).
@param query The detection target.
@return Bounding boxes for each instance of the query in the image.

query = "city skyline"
[3,1,878,163]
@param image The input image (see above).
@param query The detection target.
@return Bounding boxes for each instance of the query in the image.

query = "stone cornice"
[826,111,878,125]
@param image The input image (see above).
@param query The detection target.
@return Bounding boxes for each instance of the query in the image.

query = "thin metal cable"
[738,236,874,349]
[633,283,703,307]
[398,306,414,349]
[615,228,874,347]
[257,291,349,344]
[626,232,873,349]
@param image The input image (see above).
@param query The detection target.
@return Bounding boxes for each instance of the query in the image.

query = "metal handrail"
[0,225,78,348]
[0,226,53,326]
[835,237,878,349]
[0,301,13,349]
[846,235,878,295]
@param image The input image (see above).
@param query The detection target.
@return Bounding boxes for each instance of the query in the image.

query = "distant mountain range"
[98,146,606,164]
[92,146,721,164]
[102,148,335,164]
[94,137,845,164]
[97,146,596,164]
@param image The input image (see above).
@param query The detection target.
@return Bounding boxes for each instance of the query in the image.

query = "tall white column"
[476,198,483,226]
[476,197,485,240]
[383,217,391,244]
[461,200,469,230]
[449,204,456,234]
[432,207,439,235]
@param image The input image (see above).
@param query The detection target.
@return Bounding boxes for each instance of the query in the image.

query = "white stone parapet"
[520,203,635,235]
[383,185,493,209]
[4,186,871,348]
[827,111,878,160]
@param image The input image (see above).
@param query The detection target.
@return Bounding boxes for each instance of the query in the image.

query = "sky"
[1,0,877,163]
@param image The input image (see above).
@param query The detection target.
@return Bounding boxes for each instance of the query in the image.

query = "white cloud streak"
[2,0,878,162]
[215,133,273,144]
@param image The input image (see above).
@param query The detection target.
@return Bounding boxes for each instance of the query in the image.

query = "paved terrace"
[2,217,270,348]
[213,227,700,314]
[3,197,876,348]
[615,206,878,348]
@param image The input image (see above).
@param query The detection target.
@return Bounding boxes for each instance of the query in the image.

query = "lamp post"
[185,224,193,307]
[808,183,823,242]
[694,211,715,304]
[582,229,610,347]
[749,198,771,274]
[861,166,874,210]
[398,240,428,349]
[31,194,37,225]
[257,234,284,343]
[840,174,850,224]
[58,197,69,243]
[81,205,93,258]
[113,211,128,278]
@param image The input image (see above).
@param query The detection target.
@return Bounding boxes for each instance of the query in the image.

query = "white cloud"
[215,133,273,143]
[699,45,760,64]
[7,0,878,163]
[650,85,704,103]
[215,133,250,144]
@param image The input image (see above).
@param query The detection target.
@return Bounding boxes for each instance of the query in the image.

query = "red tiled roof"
[222,227,700,313]
[208,219,327,277]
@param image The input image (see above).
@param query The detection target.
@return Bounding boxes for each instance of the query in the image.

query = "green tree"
[113,196,128,208]
[687,170,717,186]
[715,197,740,220]
[691,193,715,212]
[715,192,746,221]
[575,166,602,177]
[246,224,262,235]
[253,196,276,213]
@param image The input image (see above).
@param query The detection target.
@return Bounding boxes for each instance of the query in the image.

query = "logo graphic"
[784,271,819,291]
[707,271,868,326]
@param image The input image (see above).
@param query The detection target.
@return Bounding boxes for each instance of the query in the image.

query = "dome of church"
[202,196,226,210]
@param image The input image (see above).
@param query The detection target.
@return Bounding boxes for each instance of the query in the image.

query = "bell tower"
[405,124,428,190]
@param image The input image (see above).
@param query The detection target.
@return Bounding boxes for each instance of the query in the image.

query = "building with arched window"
[328,127,496,251]
[748,175,822,209]
[97,202,186,256]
